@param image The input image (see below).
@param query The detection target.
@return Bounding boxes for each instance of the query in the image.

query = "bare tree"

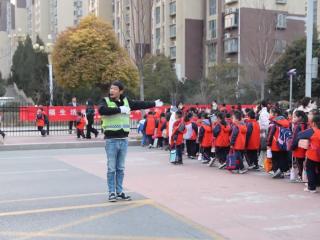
[246,1,280,100]
[118,0,153,100]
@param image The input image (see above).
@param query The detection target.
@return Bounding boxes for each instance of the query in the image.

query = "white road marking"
[0,169,69,175]
[264,224,306,231]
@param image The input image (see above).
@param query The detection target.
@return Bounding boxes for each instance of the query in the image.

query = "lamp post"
[287,68,296,110]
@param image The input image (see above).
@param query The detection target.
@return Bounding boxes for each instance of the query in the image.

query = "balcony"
[170,46,176,60]
[169,2,176,16]
[224,13,238,29]
[169,24,176,39]
[224,38,238,54]
[225,0,238,4]
[276,0,287,4]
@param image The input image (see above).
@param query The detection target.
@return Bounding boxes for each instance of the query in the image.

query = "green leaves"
[11,35,49,104]
[267,38,317,101]
[52,15,139,91]
[143,54,179,104]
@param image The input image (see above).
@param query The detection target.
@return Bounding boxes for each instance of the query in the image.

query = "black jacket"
[98,95,155,139]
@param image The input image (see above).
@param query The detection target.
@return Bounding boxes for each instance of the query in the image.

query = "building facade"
[202,0,306,98]
[0,0,14,79]
[89,0,113,23]
[151,0,205,81]
[114,0,152,61]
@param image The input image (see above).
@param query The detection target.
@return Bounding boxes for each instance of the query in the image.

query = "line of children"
[142,104,320,193]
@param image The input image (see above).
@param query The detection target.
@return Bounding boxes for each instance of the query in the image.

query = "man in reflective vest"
[99,80,163,202]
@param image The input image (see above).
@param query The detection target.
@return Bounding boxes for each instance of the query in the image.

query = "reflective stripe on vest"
[101,97,130,132]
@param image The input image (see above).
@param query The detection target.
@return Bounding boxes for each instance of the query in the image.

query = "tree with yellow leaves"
[52,15,139,91]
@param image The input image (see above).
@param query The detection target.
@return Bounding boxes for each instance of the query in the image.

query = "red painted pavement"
[57,148,320,240]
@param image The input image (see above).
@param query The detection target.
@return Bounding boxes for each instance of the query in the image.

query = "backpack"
[277,126,292,151]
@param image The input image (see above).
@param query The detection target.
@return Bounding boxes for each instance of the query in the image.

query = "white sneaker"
[218,162,227,169]
[197,154,202,161]
[239,169,248,174]
[304,187,317,193]
[207,158,216,167]
[272,169,282,178]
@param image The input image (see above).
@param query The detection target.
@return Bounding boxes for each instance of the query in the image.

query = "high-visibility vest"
[101,97,130,132]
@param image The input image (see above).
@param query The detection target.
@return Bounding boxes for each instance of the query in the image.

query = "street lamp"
[287,68,297,110]
[33,35,54,106]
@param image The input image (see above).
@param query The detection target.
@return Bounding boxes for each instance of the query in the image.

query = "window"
[155,7,160,24]
[208,20,216,39]
[169,1,176,16]
[208,43,216,63]
[224,38,238,54]
[224,13,238,29]
[155,28,160,49]
[169,24,176,38]
[209,0,216,16]
[170,46,176,59]
[276,14,287,29]
[275,39,287,53]
[275,0,287,4]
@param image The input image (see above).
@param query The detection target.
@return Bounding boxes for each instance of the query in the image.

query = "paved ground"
[56,147,320,240]
[0,133,140,151]
[0,148,220,240]
[1,146,320,240]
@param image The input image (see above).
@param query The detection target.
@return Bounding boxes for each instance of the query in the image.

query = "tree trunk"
[260,78,265,100]
[139,69,144,101]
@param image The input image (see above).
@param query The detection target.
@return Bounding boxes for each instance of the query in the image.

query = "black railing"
[0,102,139,136]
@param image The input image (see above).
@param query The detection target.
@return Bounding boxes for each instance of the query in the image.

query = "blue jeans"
[105,138,128,194]
[141,132,147,146]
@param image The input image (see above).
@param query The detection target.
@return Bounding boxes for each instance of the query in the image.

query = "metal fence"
[0,102,139,136]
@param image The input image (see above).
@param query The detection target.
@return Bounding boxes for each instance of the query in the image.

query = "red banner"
[19,104,256,122]
[19,106,145,122]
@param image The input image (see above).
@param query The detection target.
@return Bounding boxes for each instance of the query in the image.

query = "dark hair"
[226,112,231,118]
[270,107,281,116]
[248,110,256,119]
[222,103,226,107]
[261,100,268,108]
[245,108,251,114]
[312,114,320,128]
[111,80,124,91]
[233,110,242,121]
[165,112,171,121]
[294,110,308,123]
[184,114,190,122]
[160,113,165,118]
[77,111,82,116]
[176,110,183,118]
[300,97,311,108]
[217,112,227,126]
[86,99,94,106]
[148,111,153,115]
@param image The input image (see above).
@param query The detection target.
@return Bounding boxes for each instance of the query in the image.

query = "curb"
[0,140,141,151]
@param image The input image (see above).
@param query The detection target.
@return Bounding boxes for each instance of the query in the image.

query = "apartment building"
[203,0,306,98]
[49,0,89,41]
[0,0,14,79]
[89,0,113,23]
[114,0,152,61]
[151,0,205,81]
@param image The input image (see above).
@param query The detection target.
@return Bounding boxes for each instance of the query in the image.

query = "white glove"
[155,99,163,107]
[120,106,131,115]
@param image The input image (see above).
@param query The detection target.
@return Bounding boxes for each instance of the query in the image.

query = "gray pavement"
[0,134,140,151]
[0,149,220,240]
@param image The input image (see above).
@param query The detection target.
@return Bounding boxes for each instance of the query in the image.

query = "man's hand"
[155,99,163,107]
[120,106,131,115]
